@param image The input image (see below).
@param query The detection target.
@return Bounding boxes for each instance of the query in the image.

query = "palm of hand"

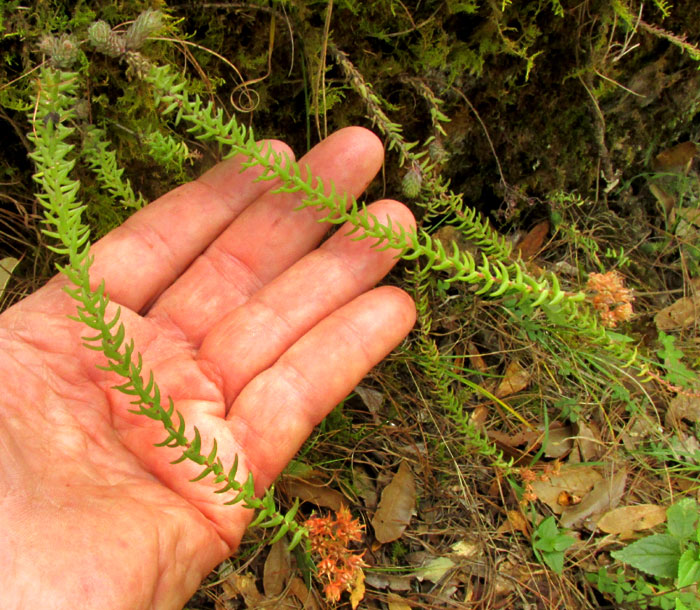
[0,129,415,609]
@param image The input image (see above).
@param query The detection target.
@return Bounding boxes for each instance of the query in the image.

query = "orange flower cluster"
[586,270,634,327]
[520,462,561,505]
[304,506,367,603]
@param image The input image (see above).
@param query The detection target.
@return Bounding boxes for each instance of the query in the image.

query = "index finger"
[88,140,294,313]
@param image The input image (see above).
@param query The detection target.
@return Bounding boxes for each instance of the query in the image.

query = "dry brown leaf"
[575,420,603,462]
[649,183,677,214]
[495,361,530,398]
[530,466,603,514]
[676,208,700,240]
[221,573,264,607]
[517,220,549,261]
[365,571,412,591]
[355,385,384,415]
[466,341,488,373]
[470,404,489,427]
[278,477,347,511]
[371,461,416,543]
[451,539,480,558]
[0,257,19,298]
[434,225,478,256]
[414,556,455,583]
[387,592,413,610]
[655,292,700,330]
[560,468,627,528]
[497,509,530,536]
[543,425,574,458]
[288,577,321,610]
[597,504,667,536]
[652,141,697,173]
[353,467,378,508]
[668,393,700,426]
[263,539,291,597]
[350,568,366,610]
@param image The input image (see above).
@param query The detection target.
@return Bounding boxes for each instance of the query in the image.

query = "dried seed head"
[124,10,164,50]
[401,165,423,199]
[88,20,126,57]
[125,51,153,80]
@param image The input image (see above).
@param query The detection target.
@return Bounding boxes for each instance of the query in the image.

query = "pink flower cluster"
[586,271,634,327]
[304,506,367,603]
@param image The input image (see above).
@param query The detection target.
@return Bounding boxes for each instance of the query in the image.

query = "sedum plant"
[25,8,672,554]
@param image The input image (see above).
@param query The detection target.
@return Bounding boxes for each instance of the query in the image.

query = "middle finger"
[146,127,383,345]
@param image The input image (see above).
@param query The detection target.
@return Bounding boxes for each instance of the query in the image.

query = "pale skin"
[0,127,416,609]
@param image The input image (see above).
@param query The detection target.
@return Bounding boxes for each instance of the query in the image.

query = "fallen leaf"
[467,341,488,373]
[470,404,489,427]
[350,568,366,610]
[543,425,574,459]
[371,461,416,543]
[575,420,603,462]
[667,392,700,426]
[288,577,321,610]
[0,257,19,298]
[364,571,412,591]
[353,466,378,508]
[387,592,413,610]
[221,573,264,607]
[496,509,530,536]
[597,504,667,535]
[530,466,603,514]
[655,292,700,331]
[263,538,291,597]
[649,183,676,215]
[676,208,700,240]
[517,220,549,261]
[557,491,578,507]
[495,361,530,398]
[560,468,627,528]
[488,428,540,452]
[278,477,347,511]
[651,141,697,173]
[451,539,480,558]
[434,225,478,256]
[414,556,455,583]
[355,385,385,415]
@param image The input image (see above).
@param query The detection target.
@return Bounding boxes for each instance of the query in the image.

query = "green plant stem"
[28,65,306,550]
[145,63,647,381]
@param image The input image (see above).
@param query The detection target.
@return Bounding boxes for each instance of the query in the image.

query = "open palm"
[0,128,415,609]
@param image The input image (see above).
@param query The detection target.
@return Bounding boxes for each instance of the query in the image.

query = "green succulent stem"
[28,65,306,550]
[145,62,644,379]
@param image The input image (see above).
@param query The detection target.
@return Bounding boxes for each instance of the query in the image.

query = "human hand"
[0,127,415,609]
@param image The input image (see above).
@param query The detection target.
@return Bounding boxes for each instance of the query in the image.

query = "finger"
[227,286,416,488]
[146,127,384,344]
[88,140,295,313]
[197,200,415,407]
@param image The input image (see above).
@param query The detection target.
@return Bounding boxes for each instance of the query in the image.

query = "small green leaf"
[677,547,700,588]
[612,534,681,579]
[667,498,699,541]
[542,550,565,574]
[287,527,307,552]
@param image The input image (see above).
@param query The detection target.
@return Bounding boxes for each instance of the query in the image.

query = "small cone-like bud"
[401,165,423,199]
[88,21,125,57]
[39,34,80,68]
[125,51,153,79]
[429,139,448,164]
[124,10,164,50]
